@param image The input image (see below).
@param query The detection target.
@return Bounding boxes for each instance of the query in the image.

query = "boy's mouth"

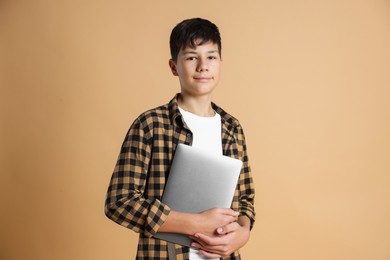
[194,76,212,81]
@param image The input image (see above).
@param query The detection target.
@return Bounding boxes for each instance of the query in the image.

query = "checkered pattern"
[105,94,255,260]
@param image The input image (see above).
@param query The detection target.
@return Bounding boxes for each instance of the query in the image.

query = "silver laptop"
[153,143,243,247]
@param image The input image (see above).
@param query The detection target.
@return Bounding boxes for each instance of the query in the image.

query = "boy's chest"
[145,125,240,198]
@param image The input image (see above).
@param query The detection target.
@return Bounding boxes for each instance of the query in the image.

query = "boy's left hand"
[189,217,250,258]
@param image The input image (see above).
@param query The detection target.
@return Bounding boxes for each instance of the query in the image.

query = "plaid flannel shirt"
[105,94,255,260]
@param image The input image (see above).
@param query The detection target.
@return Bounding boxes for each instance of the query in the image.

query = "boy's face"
[169,40,221,98]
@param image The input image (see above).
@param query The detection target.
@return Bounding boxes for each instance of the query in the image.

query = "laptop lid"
[153,143,242,247]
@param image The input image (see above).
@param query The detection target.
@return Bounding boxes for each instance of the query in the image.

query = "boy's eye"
[208,56,217,60]
[186,57,197,61]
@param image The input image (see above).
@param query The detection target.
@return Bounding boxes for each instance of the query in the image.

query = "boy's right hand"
[194,208,239,236]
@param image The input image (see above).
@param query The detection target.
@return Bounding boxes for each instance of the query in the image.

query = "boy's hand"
[194,208,239,236]
[189,216,251,258]
[157,208,238,235]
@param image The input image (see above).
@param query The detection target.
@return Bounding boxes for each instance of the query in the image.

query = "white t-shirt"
[178,106,221,260]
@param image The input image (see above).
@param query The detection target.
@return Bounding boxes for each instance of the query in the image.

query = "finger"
[197,242,233,256]
[190,235,209,248]
[217,222,240,235]
[190,236,209,249]
[220,208,240,217]
[190,241,203,249]
[192,241,227,256]
[198,249,223,258]
[192,232,229,246]
[216,227,224,234]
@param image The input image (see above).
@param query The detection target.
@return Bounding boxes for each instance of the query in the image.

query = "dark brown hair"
[169,18,222,62]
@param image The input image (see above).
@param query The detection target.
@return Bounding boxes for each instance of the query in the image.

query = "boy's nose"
[196,59,209,72]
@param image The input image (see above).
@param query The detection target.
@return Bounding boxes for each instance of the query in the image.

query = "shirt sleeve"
[236,125,256,230]
[104,118,171,237]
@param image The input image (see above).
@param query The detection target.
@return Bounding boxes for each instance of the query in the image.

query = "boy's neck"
[178,93,215,117]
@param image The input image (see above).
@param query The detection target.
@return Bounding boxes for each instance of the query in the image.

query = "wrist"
[187,213,201,235]
[158,210,199,235]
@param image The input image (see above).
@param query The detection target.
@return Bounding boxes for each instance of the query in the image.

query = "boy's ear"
[169,59,178,76]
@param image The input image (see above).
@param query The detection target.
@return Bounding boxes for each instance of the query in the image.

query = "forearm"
[157,210,197,235]
[157,208,240,236]
[105,191,171,237]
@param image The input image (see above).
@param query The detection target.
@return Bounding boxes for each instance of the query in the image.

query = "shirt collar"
[168,93,240,128]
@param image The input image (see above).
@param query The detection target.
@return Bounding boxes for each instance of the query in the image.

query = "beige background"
[1,0,390,259]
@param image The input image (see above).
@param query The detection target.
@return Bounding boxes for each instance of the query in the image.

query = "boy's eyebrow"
[182,50,219,55]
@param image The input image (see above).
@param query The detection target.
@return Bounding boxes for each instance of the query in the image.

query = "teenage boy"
[105,18,255,260]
